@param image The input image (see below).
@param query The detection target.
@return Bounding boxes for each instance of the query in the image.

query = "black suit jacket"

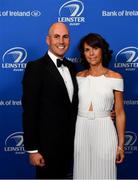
[22,53,78,162]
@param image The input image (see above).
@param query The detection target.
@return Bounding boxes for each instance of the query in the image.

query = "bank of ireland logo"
[31,10,41,17]
[114,46,138,71]
[125,131,138,154]
[4,132,25,154]
[58,0,85,26]
[2,47,27,71]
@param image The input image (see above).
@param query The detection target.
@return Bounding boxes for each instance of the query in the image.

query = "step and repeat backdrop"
[0,0,138,179]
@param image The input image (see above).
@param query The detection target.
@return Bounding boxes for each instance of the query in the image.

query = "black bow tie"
[57,59,66,67]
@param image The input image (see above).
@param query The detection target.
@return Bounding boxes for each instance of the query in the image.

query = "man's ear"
[46,36,49,45]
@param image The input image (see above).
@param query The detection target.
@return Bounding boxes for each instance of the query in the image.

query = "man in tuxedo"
[22,22,78,179]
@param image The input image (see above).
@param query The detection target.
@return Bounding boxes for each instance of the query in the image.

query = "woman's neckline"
[77,75,123,80]
[77,74,105,78]
[88,74,105,77]
[76,69,123,79]
[86,68,108,77]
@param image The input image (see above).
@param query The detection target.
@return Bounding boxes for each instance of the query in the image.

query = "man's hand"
[29,152,45,167]
[110,110,116,120]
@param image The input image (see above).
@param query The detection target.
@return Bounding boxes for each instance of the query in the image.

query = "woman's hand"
[116,146,125,164]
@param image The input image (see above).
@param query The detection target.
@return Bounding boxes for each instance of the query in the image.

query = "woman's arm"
[114,90,126,163]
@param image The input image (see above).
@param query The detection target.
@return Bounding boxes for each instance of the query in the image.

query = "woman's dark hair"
[79,33,113,68]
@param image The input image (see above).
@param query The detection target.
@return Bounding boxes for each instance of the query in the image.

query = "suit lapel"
[43,54,71,102]
[43,53,78,104]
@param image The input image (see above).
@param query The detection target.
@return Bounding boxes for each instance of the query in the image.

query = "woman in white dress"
[73,33,126,179]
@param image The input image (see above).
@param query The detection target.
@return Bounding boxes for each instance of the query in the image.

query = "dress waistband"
[78,111,110,120]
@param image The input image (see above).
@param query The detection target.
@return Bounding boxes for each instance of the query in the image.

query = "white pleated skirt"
[73,115,118,179]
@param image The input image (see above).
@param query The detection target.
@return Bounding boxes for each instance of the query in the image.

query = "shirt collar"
[48,50,63,67]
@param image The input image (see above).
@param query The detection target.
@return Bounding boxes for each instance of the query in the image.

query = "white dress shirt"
[48,50,74,102]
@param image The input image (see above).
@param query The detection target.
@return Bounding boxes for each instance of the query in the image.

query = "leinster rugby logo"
[2,47,27,71]
[114,46,138,71]
[58,0,85,26]
[125,131,138,154]
[59,0,84,17]
[4,132,25,154]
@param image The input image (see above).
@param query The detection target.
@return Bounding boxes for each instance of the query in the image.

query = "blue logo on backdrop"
[125,131,138,154]
[31,10,41,17]
[58,0,85,26]
[4,132,25,154]
[2,47,27,71]
[59,0,84,17]
[114,46,138,71]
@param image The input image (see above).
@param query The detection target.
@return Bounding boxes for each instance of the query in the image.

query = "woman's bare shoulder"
[106,69,123,79]
[76,70,88,77]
